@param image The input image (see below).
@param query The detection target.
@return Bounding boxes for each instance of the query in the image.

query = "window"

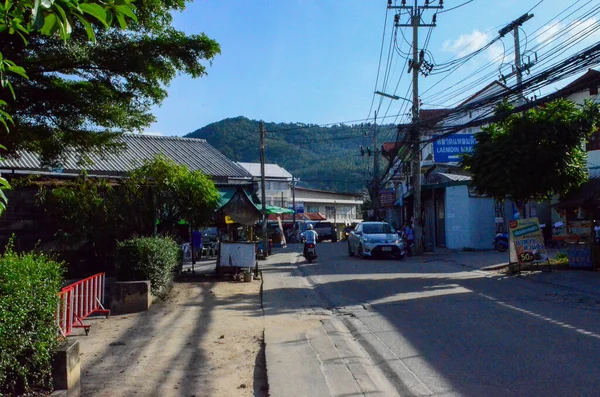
[325,206,336,219]
[363,223,394,234]
[306,205,319,213]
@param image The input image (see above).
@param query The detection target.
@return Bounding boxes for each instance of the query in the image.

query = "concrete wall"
[444,185,496,250]
[109,281,152,314]
[52,339,81,396]
[467,194,496,250]
[445,186,468,249]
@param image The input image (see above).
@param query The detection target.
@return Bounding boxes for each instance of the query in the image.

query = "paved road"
[264,242,600,397]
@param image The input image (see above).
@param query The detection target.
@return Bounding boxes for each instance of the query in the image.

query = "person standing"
[405,223,414,256]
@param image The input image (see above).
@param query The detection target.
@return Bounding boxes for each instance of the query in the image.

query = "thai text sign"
[433,134,475,163]
[379,188,395,208]
[508,217,549,264]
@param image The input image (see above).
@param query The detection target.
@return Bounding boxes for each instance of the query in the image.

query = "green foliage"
[0,242,64,395]
[116,236,179,295]
[186,116,378,193]
[126,154,221,229]
[0,0,220,167]
[461,99,600,212]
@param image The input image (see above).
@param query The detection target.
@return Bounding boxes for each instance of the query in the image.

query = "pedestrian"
[405,223,414,256]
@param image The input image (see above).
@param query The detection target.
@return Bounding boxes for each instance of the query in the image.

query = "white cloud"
[536,17,600,45]
[442,30,505,63]
[143,131,163,136]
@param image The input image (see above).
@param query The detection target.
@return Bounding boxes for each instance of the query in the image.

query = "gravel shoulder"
[73,275,267,397]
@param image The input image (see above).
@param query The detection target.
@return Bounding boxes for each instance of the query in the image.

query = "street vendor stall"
[553,178,600,269]
[214,185,294,274]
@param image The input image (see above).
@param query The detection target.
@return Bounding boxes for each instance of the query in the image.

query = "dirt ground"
[73,274,267,397]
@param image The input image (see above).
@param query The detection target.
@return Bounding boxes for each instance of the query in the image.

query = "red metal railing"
[56,273,110,336]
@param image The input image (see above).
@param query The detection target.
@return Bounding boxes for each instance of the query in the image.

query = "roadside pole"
[390,0,442,255]
[260,121,268,260]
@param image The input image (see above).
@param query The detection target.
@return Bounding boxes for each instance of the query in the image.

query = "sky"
[146,0,600,137]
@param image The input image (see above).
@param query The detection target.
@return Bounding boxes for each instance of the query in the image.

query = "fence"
[56,273,111,337]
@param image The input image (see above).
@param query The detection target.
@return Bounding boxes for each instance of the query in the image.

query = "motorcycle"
[301,237,318,263]
[494,232,509,252]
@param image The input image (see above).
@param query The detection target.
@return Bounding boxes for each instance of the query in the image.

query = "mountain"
[186,116,397,193]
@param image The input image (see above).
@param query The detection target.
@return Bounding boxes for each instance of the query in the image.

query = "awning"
[265,205,294,215]
[554,178,600,209]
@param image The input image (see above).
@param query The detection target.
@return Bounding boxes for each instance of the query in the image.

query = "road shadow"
[262,245,600,396]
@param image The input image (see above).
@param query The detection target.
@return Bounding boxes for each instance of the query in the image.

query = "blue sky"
[147,0,600,136]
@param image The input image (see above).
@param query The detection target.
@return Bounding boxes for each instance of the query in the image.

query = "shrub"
[116,236,180,296]
[0,245,64,395]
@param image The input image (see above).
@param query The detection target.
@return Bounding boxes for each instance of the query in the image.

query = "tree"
[0,0,220,167]
[461,99,600,215]
[0,0,138,214]
[126,155,221,232]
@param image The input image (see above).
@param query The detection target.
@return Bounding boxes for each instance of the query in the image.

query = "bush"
[0,245,64,395]
[116,236,180,296]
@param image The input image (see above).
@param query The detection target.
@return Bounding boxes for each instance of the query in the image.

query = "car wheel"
[348,242,354,257]
[395,254,405,260]
[358,244,365,259]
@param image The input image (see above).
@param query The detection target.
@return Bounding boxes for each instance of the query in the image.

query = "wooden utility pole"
[260,121,268,257]
[390,0,441,255]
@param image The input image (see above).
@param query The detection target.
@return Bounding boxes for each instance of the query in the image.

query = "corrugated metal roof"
[237,162,292,179]
[0,134,252,179]
[438,172,472,182]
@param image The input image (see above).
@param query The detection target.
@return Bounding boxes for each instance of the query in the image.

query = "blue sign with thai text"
[433,134,476,163]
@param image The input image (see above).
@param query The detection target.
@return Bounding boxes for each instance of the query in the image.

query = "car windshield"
[363,223,394,234]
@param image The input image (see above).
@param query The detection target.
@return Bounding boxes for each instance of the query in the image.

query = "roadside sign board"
[508,217,549,264]
[287,203,304,214]
[379,188,395,208]
[433,134,475,163]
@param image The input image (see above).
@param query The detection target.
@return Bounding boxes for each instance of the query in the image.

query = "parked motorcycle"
[494,232,509,252]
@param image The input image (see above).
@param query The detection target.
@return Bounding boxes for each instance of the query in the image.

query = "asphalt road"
[274,242,600,397]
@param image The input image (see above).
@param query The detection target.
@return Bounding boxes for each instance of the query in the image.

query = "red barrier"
[57,273,110,336]
[56,286,74,337]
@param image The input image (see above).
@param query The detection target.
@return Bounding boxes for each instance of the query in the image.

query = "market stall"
[553,179,600,269]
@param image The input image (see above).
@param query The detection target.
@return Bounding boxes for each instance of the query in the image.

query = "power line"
[438,0,475,14]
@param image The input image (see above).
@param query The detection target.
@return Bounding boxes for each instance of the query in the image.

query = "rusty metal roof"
[0,134,252,180]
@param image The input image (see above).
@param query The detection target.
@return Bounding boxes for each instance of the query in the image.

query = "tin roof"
[237,162,292,179]
[0,134,252,179]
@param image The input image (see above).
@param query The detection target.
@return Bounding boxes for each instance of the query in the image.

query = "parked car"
[314,221,337,242]
[347,221,405,259]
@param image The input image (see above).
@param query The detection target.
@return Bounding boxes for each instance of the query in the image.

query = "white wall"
[588,150,600,178]
[444,185,496,250]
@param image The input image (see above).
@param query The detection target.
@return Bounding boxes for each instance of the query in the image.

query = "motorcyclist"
[301,224,318,257]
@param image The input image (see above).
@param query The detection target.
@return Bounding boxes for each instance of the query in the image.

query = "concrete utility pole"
[260,121,269,257]
[292,176,297,234]
[373,110,380,220]
[498,13,535,106]
[498,13,534,217]
[391,0,441,255]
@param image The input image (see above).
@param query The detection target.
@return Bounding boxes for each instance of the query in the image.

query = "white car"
[347,221,405,259]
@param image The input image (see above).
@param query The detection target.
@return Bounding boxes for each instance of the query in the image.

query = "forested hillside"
[186,116,398,193]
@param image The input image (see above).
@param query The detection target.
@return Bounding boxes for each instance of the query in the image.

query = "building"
[551,69,600,222]
[0,134,255,249]
[382,81,514,250]
[237,162,292,207]
[0,134,253,183]
[294,186,364,238]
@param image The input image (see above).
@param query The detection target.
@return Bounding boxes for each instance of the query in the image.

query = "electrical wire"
[438,0,476,14]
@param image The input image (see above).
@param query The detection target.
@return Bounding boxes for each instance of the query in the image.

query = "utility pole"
[373,110,380,221]
[498,13,535,106]
[391,0,441,255]
[499,13,535,217]
[259,121,268,258]
[292,176,297,236]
